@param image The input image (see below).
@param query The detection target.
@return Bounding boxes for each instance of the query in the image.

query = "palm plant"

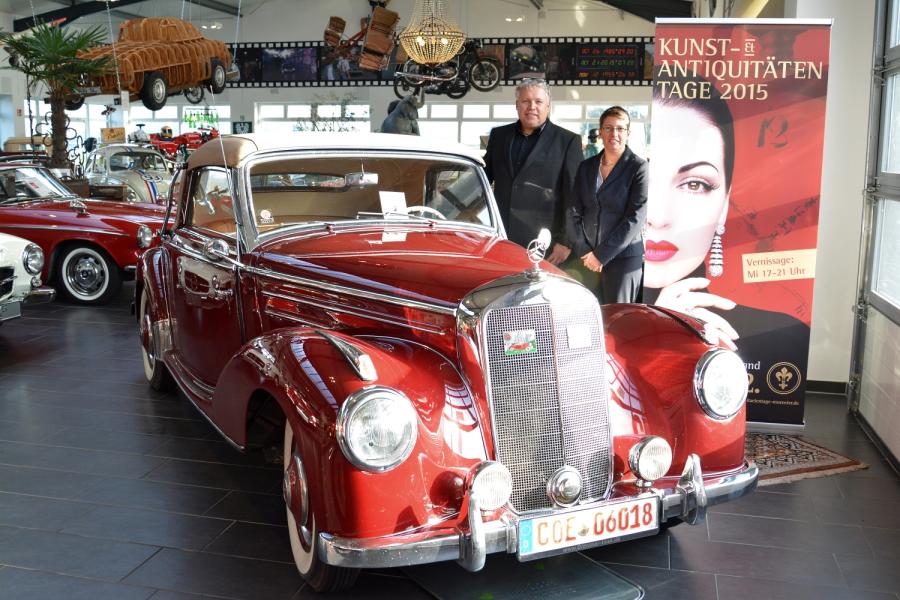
[0,23,111,168]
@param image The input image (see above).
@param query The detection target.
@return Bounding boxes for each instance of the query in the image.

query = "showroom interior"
[0,0,898,598]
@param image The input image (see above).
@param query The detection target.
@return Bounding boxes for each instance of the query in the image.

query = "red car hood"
[9,199,166,229]
[254,225,551,309]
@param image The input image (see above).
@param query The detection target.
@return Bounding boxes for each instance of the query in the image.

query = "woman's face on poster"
[645,103,730,289]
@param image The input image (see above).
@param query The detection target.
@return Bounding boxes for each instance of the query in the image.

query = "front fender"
[602,304,747,477]
[213,329,487,538]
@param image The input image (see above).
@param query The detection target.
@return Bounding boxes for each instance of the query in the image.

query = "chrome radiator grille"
[484,301,611,513]
[0,267,14,299]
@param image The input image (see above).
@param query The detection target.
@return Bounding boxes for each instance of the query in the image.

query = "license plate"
[76,86,102,95]
[0,300,22,322]
[517,496,659,560]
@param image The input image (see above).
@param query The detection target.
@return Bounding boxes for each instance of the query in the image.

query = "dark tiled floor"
[0,285,898,600]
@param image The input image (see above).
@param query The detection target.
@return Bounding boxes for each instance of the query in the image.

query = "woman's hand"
[654,277,739,350]
[582,252,603,273]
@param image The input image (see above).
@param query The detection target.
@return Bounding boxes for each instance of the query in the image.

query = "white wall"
[785,0,876,384]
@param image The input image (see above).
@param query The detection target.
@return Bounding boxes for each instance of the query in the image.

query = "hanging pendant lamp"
[398,0,465,65]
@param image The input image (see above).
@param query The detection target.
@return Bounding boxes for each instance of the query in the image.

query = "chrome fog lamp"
[336,386,417,472]
[629,436,673,487]
[694,349,748,419]
[470,461,512,511]
[137,224,153,249]
[22,243,44,275]
[31,276,41,288]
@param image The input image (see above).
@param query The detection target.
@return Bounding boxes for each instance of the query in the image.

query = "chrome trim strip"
[250,265,457,316]
[261,289,447,334]
[169,352,216,398]
[263,305,318,326]
[317,459,758,570]
[0,224,127,237]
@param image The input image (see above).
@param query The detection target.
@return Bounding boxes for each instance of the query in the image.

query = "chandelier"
[398,0,465,65]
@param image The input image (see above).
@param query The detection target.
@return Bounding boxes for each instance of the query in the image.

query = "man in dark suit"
[570,106,648,303]
[483,78,583,264]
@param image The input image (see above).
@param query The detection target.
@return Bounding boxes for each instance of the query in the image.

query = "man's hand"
[546,243,571,266]
[581,252,602,273]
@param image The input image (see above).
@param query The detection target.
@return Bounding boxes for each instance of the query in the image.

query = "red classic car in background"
[0,163,165,304]
[136,133,757,592]
[148,127,219,160]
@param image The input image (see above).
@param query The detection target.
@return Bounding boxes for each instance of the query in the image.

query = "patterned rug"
[745,433,867,486]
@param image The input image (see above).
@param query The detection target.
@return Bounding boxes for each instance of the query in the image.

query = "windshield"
[109,151,169,172]
[0,166,75,202]
[247,155,493,234]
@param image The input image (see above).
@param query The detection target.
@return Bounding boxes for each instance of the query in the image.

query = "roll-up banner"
[645,19,832,425]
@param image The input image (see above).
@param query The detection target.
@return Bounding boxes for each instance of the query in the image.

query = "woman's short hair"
[652,75,735,190]
[599,105,630,129]
[515,78,551,101]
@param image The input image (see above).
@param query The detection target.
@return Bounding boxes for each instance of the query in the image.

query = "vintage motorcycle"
[393,39,501,99]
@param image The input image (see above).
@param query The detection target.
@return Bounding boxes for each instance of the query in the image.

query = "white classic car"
[83,144,172,205]
[0,232,55,323]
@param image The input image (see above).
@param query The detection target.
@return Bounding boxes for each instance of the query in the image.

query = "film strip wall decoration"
[228,36,655,88]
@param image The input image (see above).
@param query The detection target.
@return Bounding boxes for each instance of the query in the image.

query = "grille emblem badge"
[547,465,582,507]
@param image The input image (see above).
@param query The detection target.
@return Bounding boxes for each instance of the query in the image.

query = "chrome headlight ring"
[693,349,748,420]
[22,243,44,275]
[137,224,153,249]
[335,386,418,473]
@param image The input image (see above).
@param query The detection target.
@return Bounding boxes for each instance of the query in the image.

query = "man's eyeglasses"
[601,126,629,135]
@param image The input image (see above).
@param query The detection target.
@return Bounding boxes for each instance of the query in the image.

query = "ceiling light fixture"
[399,0,465,65]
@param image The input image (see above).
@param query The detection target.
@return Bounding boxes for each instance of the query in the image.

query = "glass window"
[430,104,458,119]
[460,121,498,149]
[345,104,370,119]
[890,0,900,48]
[493,104,518,119]
[189,168,237,235]
[882,73,900,174]
[463,104,490,119]
[317,104,342,119]
[287,105,312,119]
[873,198,900,305]
[552,104,582,120]
[258,105,284,119]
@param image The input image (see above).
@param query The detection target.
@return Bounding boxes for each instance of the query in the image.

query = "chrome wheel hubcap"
[66,254,105,296]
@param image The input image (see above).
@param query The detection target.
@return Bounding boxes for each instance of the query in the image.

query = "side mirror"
[203,238,230,262]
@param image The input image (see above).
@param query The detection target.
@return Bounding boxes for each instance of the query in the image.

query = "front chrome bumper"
[317,456,758,571]
[24,286,56,305]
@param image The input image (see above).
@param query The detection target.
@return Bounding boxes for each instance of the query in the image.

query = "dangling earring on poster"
[709,224,725,277]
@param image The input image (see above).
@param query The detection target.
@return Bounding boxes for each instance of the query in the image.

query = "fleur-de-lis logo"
[766,362,802,395]
[775,367,793,390]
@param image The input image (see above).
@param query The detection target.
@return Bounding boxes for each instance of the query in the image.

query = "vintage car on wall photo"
[136,133,758,592]
[0,163,165,304]
[83,143,171,205]
[0,231,55,323]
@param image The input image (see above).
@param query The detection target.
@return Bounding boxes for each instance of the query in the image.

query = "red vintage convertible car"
[136,133,757,591]
[0,163,165,304]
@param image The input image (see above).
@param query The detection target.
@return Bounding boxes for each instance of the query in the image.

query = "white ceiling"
[1,0,268,25]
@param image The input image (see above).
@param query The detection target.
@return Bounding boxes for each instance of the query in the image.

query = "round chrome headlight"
[470,461,512,511]
[628,436,673,483]
[336,386,417,472]
[22,243,44,275]
[137,224,153,249]
[694,349,748,419]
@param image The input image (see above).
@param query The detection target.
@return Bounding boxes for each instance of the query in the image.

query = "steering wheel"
[405,205,446,220]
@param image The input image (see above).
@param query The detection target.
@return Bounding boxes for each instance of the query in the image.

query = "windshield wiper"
[356,210,436,223]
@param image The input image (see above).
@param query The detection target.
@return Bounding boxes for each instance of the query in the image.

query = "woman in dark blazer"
[569,106,648,304]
